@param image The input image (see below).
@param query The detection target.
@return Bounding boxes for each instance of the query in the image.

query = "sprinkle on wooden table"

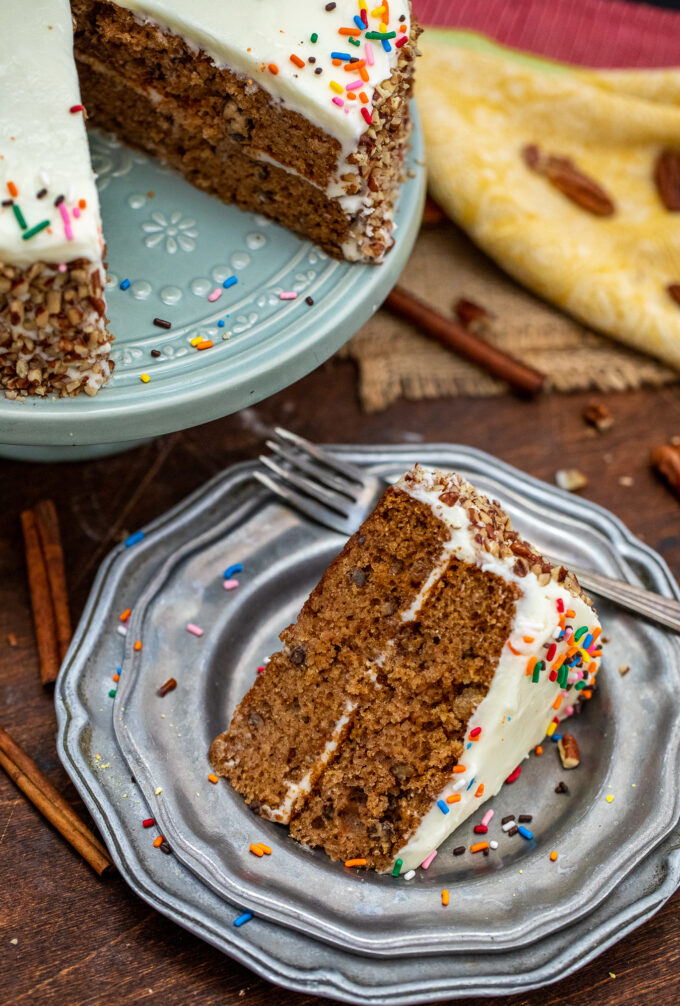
[441,889,449,907]
[208,774,219,784]
[186,623,204,637]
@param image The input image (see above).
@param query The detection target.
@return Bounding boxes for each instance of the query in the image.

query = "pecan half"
[557,734,580,769]
[522,144,616,217]
[654,149,680,211]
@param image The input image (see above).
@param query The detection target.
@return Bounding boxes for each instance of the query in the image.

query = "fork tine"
[259,456,353,516]
[273,427,366,484]
[254,471,350,536]
[265,438,359,500]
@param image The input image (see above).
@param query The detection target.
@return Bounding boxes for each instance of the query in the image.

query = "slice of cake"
[0,0,111,399]
[210,465,602,873]
[71,0,419,261]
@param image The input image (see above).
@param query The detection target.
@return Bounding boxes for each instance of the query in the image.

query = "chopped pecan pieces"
[557,734,580,769]
[555,468,588,492]
[582,402,613,432]
[654,148,680,211]
[522,144,615,217]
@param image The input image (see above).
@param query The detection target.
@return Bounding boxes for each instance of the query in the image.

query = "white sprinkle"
[186,623,204,637]
[452,778,467,792]
[403,869,416,880]
[489,840,498,850]
[117,624,127,637]
[502,820,516,832]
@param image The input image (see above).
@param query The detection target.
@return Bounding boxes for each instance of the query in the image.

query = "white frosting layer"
[0,0,103,267]
[391,470,601,872]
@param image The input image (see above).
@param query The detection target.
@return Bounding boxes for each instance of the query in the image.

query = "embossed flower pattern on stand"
[142,211,199,254]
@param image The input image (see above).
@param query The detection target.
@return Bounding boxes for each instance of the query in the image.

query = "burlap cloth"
[342,222,678,413]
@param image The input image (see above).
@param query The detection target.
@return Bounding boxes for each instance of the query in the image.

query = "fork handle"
[573,568,680,633]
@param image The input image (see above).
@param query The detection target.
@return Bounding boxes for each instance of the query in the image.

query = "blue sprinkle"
[119,278,131,290]
[507,716,511,722]
[331,50,351,60]
[217,320,225,328]
[222,276,238,289]
[381,39,392,52]
[582,633,593,650]
[116,667,122,674]
[466,742,472,749]
[466,776,476,791]
[224,563,243,579]
[518,826,533,840]
[233,912,253,928]
[353,14,365,29]
[436,799,449,815]
[124,530,145,547]
[551,733,562,743]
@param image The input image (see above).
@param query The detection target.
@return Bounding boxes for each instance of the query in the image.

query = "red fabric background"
[412,0,680,67]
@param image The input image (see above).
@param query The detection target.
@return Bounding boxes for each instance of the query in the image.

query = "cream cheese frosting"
[391,468,602,873]
[0,0,104,267]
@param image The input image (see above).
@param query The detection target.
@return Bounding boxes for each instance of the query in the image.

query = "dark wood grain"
[1,358,679,1005]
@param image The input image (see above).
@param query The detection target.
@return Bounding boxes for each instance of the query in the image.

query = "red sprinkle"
[557,598,565,613]
[549,670,558,682]
[142,818,155,828]
[546,643,557,661]
[395,34,408,47]
[69,104,84,113]
[469,727,482,739]
[506,765,522,784]
[473,824,488,834]
[360,107,372,125]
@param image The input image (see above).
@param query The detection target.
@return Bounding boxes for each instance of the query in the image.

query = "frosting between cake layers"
[0,0,104,267]
[391,468,601,872]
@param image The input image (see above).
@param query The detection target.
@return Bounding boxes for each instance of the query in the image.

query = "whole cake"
[210,465,602,874]
[1,0,418,398]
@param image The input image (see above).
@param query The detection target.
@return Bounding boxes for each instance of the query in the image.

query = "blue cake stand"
[0,114,425,462]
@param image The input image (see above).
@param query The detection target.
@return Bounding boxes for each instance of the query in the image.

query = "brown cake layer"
[210,486,521,870]
[0,258,112,399]
[71,0,419,260]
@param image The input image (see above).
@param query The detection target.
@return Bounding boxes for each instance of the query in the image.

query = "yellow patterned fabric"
[417,31,680,369]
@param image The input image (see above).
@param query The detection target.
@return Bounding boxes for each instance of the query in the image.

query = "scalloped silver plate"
[107,446,680,958]
[56,445,680,1002]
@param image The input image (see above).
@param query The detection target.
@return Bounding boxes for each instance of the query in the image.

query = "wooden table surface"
[1,360,679,1005]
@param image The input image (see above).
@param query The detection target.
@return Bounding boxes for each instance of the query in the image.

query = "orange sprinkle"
[345,858,367,868]
[153,835,164,848]
[566,609,575,618]
[446,794,461,804]
[196,340,213,350]
[522,636,535,644]
[535,745,543,756]
[526,656,538,676]
[552,695,562,710]
[344,60,366,71]
[590,649,602,658]
[257,843,272,855]
[591,627,602,640]
[470,841,489,853]
[507,641,521,655]
[441,889,450,906]
[120,608,131,622]
[359,91,369,103]
[208,773,219,784]
[346,92,356,100]
[582,689,592,699]
[290,53,305,68]
[474,783,484,798]
[78,198,87,210]
[268,62,279,74]
[134,640,142,651]
[552,655,565,672]
[359,66,369,82]
[338,26,361,35]
[249,843,264,857]
[550,850,558,862]
[566,646,578,658]
[7,181,18,197]
[112,673,120,683]
[452,765,466,774]
[332,58,342,65]
[399,22,407,32]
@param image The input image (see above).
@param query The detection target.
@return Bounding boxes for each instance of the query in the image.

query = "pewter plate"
[111,447,680,957]
[55,445,680,1003]
[0,116,424,450]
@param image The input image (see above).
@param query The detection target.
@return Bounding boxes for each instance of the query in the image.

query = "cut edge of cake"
[211,465,602,873]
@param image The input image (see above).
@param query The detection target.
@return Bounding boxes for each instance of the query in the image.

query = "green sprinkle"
[392,858,403,877]
[21,219,50,241]
[310,32,318,43]
[574,626,588,642]
[348,36,360,46]
[558,666,569,689]
[365,30,397,40]
[12,204,27,230]
[532,665,541,683]
[574,680,587,690]
[108,689,117,698]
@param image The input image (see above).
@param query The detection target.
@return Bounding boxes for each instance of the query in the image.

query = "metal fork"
[255,428,680,634]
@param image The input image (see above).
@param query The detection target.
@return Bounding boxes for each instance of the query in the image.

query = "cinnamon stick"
[20,509,60,686]
[33,500,72,661]
[383,285,546,396]
[0,725,114,876]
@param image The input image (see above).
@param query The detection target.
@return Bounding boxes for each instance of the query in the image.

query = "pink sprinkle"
[279,291,297,300]
[360,107,372,125]
[395,34,408,48]
[481,808,494,827]
[59,203,73,241]
[57,263,67,273]
[208,288,222,302]
[421,850,437,870]
[587,642,598,654]
[186,623,204,637]
[223,578,239,590]
[364,42,374,65]
[565,705,574,716]
[331,96,344,107]
[72,205,81,219]
[346,79,363,91]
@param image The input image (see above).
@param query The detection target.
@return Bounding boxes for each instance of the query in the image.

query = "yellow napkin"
[417,30,680,370]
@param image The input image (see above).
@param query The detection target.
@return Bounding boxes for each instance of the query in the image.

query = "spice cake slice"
[71,0,419,261]
[0,0,111,400]
[211,465,602,874]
